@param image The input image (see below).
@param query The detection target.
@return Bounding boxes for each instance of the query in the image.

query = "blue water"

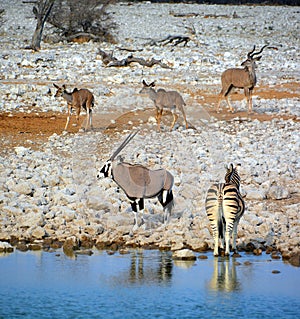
[0,249,299,319]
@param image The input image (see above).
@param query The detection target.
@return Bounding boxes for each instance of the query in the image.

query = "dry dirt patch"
[0,82,299,155]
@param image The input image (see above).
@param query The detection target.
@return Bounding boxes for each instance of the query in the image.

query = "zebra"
[205,164,245,256]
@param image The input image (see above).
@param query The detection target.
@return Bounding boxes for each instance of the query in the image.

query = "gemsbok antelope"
[53,83,95,132]
[205,163,245,256]
[98,131,175,231]
[139,80,189,132]
[217,45,269,114]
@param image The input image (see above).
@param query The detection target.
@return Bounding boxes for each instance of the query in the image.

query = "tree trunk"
[31,0,55,51]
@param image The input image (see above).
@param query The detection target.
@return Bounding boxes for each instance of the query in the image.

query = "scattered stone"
[289,254,300,267]
[272,270,281,274]
[244,261,252,266]
[31,226,46,239]
[245,243,256,252]
[172,249,196,261]
[0,241,14,253]
[253,248,262,256]
[271,252,281,260]
[16,243,29,252]
[267,185,290,200]
[29,244,42,251]
[266,246,274,254]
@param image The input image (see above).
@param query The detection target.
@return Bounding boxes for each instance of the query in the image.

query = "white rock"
[172,249,196,260]
[268,185,290,200]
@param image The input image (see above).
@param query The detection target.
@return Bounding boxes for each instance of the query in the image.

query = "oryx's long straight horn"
[110,130,139,161]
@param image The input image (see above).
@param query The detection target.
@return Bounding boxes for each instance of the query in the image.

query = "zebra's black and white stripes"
[205,164,245,256]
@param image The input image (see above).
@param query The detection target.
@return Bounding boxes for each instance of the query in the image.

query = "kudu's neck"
[245,62,257,86]
[147,87,158,101]
[62,90,73,103]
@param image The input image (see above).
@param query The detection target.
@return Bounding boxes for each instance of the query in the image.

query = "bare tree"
[46,0,116,43]
[31,0,55,51]
[0,9,5,28]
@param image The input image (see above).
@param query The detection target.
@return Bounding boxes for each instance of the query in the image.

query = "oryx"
[98,131,174,231]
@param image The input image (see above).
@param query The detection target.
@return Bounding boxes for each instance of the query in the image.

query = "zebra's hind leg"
[224,229,232,256]
[213,230,219,257]
[232,219,240,253]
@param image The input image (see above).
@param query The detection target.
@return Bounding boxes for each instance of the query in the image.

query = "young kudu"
[217,45,268,114]
[53,84,95,131]
[98,131,175,232]
[139,80,188,131]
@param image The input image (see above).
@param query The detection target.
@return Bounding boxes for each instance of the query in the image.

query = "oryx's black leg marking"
[138,199,144,210]
[130,199,138,212]
[158,190,173,207]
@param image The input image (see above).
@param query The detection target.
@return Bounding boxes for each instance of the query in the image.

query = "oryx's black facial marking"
[98,162,111,178]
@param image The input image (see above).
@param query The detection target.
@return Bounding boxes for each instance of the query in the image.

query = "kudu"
[217,45,268,114]
[139,80,188,131]
[53,84,95,131]
[98,131,175,231]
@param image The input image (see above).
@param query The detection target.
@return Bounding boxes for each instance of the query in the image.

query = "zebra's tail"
[218,205,224,239]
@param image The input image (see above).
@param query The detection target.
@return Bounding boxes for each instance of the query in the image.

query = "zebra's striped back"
[205,183,224,239]
[205,164,245,256]
[222,182,244,226]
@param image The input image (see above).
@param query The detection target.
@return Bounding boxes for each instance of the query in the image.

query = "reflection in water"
[129,250,173,284]
[173,260,195,269]
[208,257,241,292]
[110,250,173,287]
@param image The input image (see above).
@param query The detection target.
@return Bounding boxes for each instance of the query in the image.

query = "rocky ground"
[0,1,299,264]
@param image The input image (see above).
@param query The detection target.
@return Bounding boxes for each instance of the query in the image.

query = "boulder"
[172,249,196,261]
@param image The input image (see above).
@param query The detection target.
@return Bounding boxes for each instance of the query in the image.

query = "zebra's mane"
[225,163,241,188]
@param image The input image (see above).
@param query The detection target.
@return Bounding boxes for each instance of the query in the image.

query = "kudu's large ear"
[150,82,155,87]
[142,79,148,86]
[53,83,59,88]
[253,56,262,61]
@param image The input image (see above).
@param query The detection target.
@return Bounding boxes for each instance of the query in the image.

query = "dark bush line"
[127,0,300,6]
